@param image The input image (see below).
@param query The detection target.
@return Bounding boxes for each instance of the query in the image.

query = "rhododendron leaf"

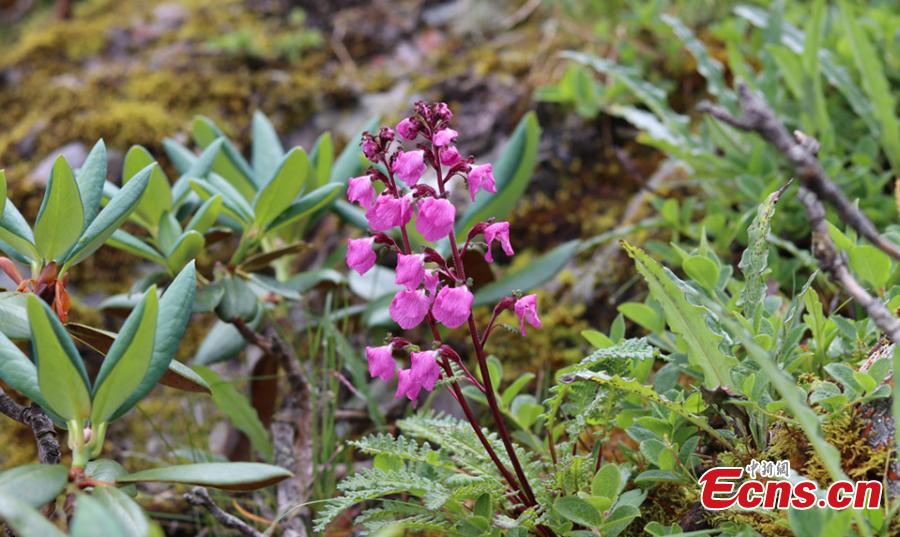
[252,111,286,182]
[194,313,260,365]
[266,183,343,232]
[309,131,333,188]
[124,145,172,228]
[474,240,579,306]
[0,199,38,261]
[456,112,540,233]
[165,230,203,275]
[0,331,49,412]
[35,156,84,261]
[253,147,309,228]
[70,494,128,537]
[110,262,196,420]
[195,366,273,461]
[61,164,152,270]
[75,140,107,225]
[160,360,210,394]
[162,138,195,176]
[117,462,292,491]
[0,292,30,340]
[107,230,166,265]
[0,464,68,508]
[0,170,5,203]
[185,194,223,234]
[189,178,252,225]
[192,118,256,198]
[88,486,151,537]
[27,295,91,421]
[91,288,158,424]
[0,493,66,537]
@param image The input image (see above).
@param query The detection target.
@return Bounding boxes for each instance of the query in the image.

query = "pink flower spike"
[366,345,396,381]
[392,150,426,187]
[468,164,497,201]
[514,294,542,336]
[346,237,376,275]
[389,289,431,329]
[415,197,456,241]
[395,369,422,401]
[396,253,425,291]
[432,285,473,329]
[424,269,440,295]
[440,146,462,166]
[347,175,376,209]
[433,128,459,147]
[483,221,514,263]
[410,350,442,391]
[366,194,414,231]
[396,117,418,140]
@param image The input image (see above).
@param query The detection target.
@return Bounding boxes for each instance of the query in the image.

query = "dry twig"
[184,487,264,537]
[0,388,60,464]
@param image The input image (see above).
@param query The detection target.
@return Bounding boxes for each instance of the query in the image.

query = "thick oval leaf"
[194,315,257,365]
[76,140,108,225]
[192,119,256,197]
[215,274,259,322]
[91,288,158,424]
[252,111,286,182]
[0,331,53,416]
[110,262,196,420]
[0,199,38,261]
[89,486,151,537]
[185,194,223,234]
[35,156,84,261]
[474,240,580,306]
[309,132,333,188]
[107,230,167,265]
[160,360,211,394]
[190,176,253,224]
[28,294,92,421]
[266,182,343,232]
[456,112,540,233]
[0,464,67,508]
[195,366,272,460]
[124,145,172,228]
[165,231,203,275]
[0,291,30,339]
[0,492,66,537]
[117,462,292,490]
[554,496,604,528]
[71,494,128,537]
[253,147,309,228]
[62,164,153,271]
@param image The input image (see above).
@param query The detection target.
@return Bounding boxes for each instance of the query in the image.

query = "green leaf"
[0,492,67,537]
[185,194,222,234]
[160,360,210,394]
[253,148,309,228]
[849,245,891,290]
[117,462,292,491]
[215,274,259,322]
[683,255,719,291]
[739,187,782,320]
[124,145,172,228]
[28,295,91,420]
[194,366,273,461]
[617,302,664,334]
[554,496,604,528]
[623,242,736,389]
[0,330,49,413]
[91,288,158,424]
[165,231,203,275]
[0,169,6,203]
[194,318,252,365]
[0,464,67,508]
[0,291,30,340]
[192,119,256,197]
[75,140,108,224]
[0,199,38,261]
[189,177,253,225]
[581,329,613,348]
[71,494,128,537]
[110,262,196,421]
[35,156,85,261]
[88,486,151,537]
[266,182,343,232]
[107,230,166,265]
[662,15,728,101]
[62,164,153,270]
[252,111,286,181]
[474,239,579,306]
[456,112,541,233]
[310,132,333,187]
[591,463,621,500]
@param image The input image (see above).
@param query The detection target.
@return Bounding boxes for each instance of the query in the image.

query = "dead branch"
[698,84,900,261]
[184,487,264,537]
[0,388,60,464]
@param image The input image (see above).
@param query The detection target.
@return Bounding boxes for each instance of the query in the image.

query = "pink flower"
[483,221,514,263]
[468,164,497,201]
[366,193,413,231]
[440,146,461,166]
[432,285,473,328]
[346,237,376,275]
[514,294,542,336]
[395,369,422,401]
[347,175,376,209]
[433,128,458,147]
[396,253,425,291]
[396,117,418,140]
[415,197,455,241]
[392,150,426,187]
[389,289,431,329]
[362,138,379,161]
[434,103,453,122]
[410,350,442,391]
[366,345,396,381]
[424,269,440,295]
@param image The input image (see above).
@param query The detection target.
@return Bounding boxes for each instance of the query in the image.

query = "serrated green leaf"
[28,295,91,420]
[117,462,291,490]
[254,147,309,228]
[91,288,158,424]
[194,366,272,461]
[35,156,84,261]
[739,188,781,320]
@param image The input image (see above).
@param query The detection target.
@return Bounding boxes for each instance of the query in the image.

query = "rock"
[29,142,87,185]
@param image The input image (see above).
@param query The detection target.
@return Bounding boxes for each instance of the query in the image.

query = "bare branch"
[0,388,60,464]
[699,84,900,261]
[185,487,264,537]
